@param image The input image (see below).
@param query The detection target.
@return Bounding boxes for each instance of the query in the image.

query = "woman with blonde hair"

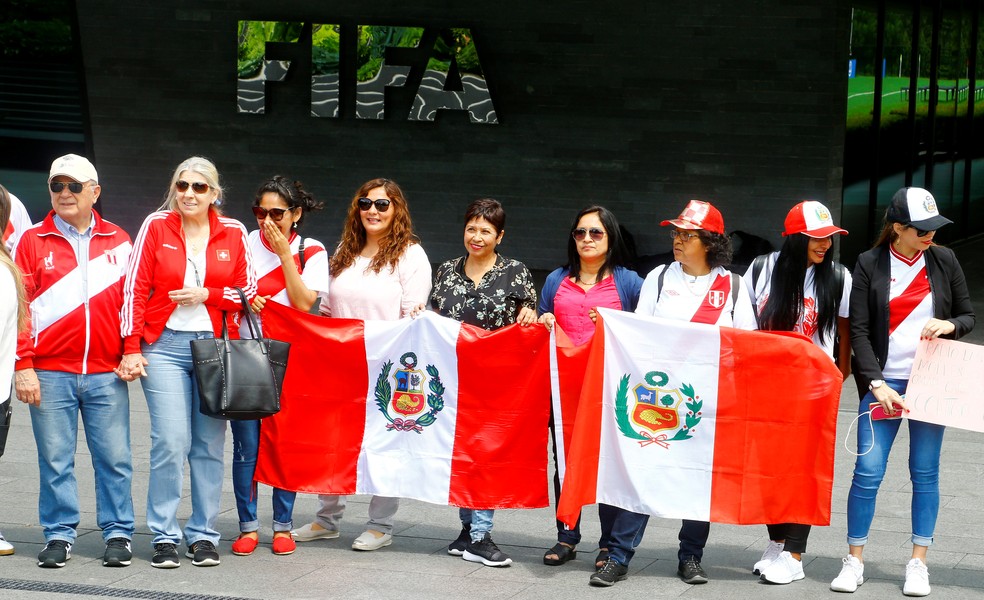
[119,157,256,568]
[292,177,431,551]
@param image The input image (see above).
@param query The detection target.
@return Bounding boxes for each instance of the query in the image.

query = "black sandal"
[595,549,610,570]
[543,542,577,566]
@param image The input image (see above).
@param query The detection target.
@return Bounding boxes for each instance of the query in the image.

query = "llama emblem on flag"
[374,351,444,433]
[615,370,701,448]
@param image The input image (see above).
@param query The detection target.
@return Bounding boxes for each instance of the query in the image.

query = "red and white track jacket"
[121,209,257,354]
[14,210,132,374]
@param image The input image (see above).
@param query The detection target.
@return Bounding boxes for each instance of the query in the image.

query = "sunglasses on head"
[670,229,700,242]
[906,225,933,237]
[572,227,605,241]
[357,197,391,212]
[175,180,210,194]
[252,206,294,221]
[49,181,87,194]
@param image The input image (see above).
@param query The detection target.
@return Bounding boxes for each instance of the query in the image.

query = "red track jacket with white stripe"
[14,210,132,373]
[121,209,257,354]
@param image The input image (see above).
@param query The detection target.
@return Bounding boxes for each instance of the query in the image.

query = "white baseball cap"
[48,154,99,184]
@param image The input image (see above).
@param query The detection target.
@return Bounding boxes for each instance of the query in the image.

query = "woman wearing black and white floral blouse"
[426,198,537,568]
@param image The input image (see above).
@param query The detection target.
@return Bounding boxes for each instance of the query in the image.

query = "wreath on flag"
[615,371,701,445]
[374,353,445,434]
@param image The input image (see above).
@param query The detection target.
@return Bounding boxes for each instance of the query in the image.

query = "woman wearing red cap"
[744,200,851,584]
[830,187,974,597]
[588,200,756,588]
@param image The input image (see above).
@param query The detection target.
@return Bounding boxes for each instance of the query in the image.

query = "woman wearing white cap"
[744,201,851,584]
[588,200,756,588]
[829,187,974,596]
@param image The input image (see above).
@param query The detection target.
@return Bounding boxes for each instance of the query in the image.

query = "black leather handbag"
[191,287,290,420]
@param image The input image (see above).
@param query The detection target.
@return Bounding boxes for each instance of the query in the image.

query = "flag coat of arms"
[557,307,843,526]
[255,303,552,509]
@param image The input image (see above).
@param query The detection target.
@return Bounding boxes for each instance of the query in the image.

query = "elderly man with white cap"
[13,154,135,569]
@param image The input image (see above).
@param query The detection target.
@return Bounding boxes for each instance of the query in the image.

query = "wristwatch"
[868,379,885,391]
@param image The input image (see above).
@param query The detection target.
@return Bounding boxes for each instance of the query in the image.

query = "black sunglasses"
[906,225,933,237]
[572,227,605,241]
[357,197,391,212]
[49,181,87,194]
[175,180,210,194]
[252,206,294,221]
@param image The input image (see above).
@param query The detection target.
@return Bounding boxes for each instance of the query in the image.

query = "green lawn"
[846,76,976,128]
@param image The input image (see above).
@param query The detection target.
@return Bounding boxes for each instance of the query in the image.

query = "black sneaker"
[103,537,132,567]
[37,540,72,568]
[447,525,471,556]
[186,540,220,567]
[462,533,512,567]
[590,557,629,586]
[678,556,709,584]
[151,542,180,569]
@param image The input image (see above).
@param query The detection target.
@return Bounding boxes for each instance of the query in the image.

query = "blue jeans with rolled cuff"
[847,378,944,547]
[231,418,296,532]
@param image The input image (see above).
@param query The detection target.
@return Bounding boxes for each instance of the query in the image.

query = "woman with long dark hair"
[538,205,643,571]
[830,188,974,596]
[746,201,851,584]
[292,177,431,552]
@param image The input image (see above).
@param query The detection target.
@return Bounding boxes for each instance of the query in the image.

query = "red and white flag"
[557,307,842,526]
[255,303,552,509]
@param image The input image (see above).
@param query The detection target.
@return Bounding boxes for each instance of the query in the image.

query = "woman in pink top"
[291,178,431,551]
[537,205,643,569]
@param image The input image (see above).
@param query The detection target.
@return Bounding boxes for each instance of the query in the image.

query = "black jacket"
[850,244,975,393]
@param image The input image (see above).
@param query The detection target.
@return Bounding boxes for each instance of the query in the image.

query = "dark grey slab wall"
[75,1,850,271]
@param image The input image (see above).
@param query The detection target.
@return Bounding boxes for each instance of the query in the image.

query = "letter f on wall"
[237,21,303,114]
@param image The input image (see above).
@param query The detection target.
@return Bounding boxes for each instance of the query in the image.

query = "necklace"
[186,229,209,254]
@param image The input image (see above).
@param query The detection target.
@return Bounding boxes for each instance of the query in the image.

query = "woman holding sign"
[831,187,974,597]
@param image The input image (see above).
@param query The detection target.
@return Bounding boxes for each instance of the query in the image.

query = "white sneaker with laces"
[830,555,864,593]
[761,551,805,584]
[752,540,784,575]
[903,558,931,597]
[0,534,13,556]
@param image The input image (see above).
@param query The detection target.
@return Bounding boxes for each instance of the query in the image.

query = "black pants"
[678,519,710,562]
[766,523,812,554]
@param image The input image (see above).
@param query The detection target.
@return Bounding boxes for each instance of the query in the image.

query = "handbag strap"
[222,287,264,344]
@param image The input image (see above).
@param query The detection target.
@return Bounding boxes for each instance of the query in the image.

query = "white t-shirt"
[883,247,933,380]
[636,262,758,331]
[0,263,18,403]
[750,251,851,359]
[326,243,432,321]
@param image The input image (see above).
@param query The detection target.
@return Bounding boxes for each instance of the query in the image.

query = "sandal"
[543,542,577,566]
[595,548,610,571]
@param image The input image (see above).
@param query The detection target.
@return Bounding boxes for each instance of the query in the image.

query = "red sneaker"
[231,534,258,556]
[272,535,296,556]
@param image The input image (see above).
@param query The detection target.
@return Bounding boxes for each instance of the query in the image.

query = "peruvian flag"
[556,307,842,526]
[255,302,552,509]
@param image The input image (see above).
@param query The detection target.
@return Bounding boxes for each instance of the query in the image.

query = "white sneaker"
[830,555,864,592]
[761,551,805,584]
[290,522,340,542]
[752,540,784,575]
[903,558,931,597]
[0,534,13,556]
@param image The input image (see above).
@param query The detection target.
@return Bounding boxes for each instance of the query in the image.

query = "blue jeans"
[459,509,494,541]
[141,328,226,547]
[606,507,650,566]
[847,379,945,547]
[30,370,134,543]
[230,419,296,532]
